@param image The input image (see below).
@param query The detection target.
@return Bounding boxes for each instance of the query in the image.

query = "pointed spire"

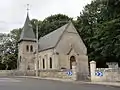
[27,4,30,15]
[24,12,30,27]
[27,12,29,19]
[19,8,36,43]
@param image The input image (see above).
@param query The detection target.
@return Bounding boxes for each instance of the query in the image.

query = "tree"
[76,0,120,67]
[39,14,72,37]
[0,33,17,69]
[30,19,42,38]
[1,53,17,70]
[10,28,22,54]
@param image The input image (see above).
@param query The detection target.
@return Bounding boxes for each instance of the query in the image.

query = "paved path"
[0,77,119,90]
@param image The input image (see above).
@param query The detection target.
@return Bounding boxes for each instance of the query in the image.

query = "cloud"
[0,0,91,33]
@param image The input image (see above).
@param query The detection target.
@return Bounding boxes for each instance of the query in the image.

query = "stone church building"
[18,13,89,76]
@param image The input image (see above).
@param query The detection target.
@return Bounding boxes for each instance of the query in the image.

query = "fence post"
[90,61,96,82]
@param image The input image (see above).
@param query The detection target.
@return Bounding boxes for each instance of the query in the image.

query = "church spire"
[27,4,30,16]
[19,4,36,43]
[26,4,30,23]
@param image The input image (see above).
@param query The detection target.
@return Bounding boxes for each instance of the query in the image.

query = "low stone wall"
[0,65,78,81]
[93,68,120,82]
[90,61,120,82]
[0,70,15,76]
[0,70,74,80]
[0,70,35,76]
[39,69,73,80]
[0,70,23,76]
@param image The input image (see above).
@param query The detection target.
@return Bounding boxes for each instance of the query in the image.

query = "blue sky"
[0,0,91,33]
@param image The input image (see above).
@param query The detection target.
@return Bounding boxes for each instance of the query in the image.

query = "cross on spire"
[26,4,30,13]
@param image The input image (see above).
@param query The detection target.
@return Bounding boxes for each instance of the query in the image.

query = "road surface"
[0,77,119,90]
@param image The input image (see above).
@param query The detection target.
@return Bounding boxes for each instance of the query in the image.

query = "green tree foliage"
[0,28,22,70]
[0,33,18,69]
[10,28,22,54]
[39,14,72,37]
[2,53,17,70]
[30,19,42,38]
[0,56,5,69]
[77,0,120,67]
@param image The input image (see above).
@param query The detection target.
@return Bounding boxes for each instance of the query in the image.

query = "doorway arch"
[70,56,76,69]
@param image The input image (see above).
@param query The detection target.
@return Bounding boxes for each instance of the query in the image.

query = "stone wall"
[94,68,120,82]
[55,22,87,55]
[90,61,120,82]
[0,70,15,76]
[0,64,79,81]
[0,70,35,76]
[39,69,73,80]
[0,70,76,81]
[0,69,75,80]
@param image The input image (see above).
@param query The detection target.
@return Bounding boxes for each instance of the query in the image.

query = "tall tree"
[77,0,120,67]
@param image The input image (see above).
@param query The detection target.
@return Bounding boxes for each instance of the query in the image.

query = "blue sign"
[67,70,72,76]
[95,72,103,76]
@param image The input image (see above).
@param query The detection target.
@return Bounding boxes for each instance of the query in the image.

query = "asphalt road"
[0,77,119,90]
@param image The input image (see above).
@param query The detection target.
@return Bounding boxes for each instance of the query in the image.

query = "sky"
[0,0,91,33]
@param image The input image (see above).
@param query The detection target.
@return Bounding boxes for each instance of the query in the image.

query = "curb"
[15,76,73,82]
[15,76,120,87]
[76,81,120,87]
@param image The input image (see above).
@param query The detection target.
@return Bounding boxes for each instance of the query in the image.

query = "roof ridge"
[39,23,69,40]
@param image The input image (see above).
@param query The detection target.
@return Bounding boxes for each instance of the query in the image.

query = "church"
[18,13,89,76]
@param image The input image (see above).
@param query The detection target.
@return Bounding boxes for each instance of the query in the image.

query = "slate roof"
[19,13,36,42]
[38,22,70,51]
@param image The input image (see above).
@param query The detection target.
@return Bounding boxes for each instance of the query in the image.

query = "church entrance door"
[70,56,76,69]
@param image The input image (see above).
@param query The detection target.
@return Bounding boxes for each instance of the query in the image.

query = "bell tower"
[18,5,36,71]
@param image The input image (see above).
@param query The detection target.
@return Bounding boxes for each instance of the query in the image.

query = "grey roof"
[19,13,36,42]
[38,23,70,51]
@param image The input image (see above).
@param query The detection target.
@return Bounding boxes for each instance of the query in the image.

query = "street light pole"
[36,22,39,77]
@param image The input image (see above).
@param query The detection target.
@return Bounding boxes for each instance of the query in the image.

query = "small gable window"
[26,45,29,52]
[30,45,33,52]
[50,57,52,69]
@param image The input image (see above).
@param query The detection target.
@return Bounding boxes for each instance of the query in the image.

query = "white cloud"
[0,0,91,33]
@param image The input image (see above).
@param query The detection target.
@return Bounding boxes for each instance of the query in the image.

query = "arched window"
[43,59,45,69]
[50,57,52,68]
[30,45,33,52]
[26,45,29,52]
